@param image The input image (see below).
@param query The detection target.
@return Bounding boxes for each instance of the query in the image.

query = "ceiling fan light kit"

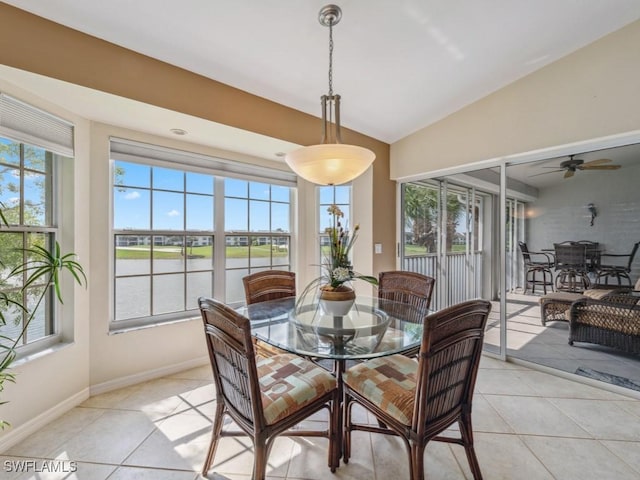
[285,4,376,185]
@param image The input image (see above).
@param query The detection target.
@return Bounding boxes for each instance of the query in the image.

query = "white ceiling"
[4,0,640,147]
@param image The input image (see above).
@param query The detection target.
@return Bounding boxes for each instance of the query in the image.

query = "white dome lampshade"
[285,143,375,186]
[284,4,376,186]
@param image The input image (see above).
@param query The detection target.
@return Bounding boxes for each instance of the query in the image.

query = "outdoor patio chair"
[198,297,340,479]
[554,242,590,292]
[575,240,601,271]
[595,241,639,287]
[343,299,492,480]
[242,270,296,305]
[518,241,554,294]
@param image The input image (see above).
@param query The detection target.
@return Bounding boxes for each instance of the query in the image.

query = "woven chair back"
[554,243,587,270]
[198,297,262,428]
[378,270,435,319]
[243,270,296,305]
[416,299,491,431]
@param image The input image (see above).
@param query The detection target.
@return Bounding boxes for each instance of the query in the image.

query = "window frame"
[223,177,293,306]
[110,158,217,330]
[0,137,64,357]
[317,185,352,274]
[109,139,296,330]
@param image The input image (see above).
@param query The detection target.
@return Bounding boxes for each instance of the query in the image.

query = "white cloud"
[167,209,180,217]
[124,191,140,200]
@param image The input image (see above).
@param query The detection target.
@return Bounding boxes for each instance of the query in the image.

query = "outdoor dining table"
[237,294,428,461]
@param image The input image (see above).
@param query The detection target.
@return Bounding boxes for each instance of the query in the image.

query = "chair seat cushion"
[257,354,335,425]
[576,306,640,336]
[583,289,618,300]
[343,354,417,425]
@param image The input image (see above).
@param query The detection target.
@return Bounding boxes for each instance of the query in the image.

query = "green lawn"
[116,244,288,259]
[404,244,466,256]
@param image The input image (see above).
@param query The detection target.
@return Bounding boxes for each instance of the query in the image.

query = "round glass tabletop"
[240,296,425,360]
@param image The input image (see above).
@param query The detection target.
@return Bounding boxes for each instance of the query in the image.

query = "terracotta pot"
[319,285,356,316]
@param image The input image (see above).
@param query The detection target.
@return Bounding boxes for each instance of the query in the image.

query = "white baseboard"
[90,356,209,396]
[0,356,210,453]
[0,388,90,453]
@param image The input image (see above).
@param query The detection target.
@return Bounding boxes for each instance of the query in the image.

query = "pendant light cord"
[328,19,334,97]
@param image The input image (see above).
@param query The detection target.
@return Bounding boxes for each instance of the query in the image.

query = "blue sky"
[113,161,291,232]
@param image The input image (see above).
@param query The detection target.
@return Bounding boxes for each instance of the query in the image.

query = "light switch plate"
[374,243,382,254]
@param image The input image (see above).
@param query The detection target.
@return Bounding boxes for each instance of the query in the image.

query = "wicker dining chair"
[343,299,492,480]
[198,297,340,479]
[242,270,296,357]
[377,270,435,357]
[378,270,435,313]
[243,270,296,305]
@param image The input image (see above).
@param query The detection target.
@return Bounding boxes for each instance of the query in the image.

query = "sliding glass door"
[401,178,486,309]
[400,142,640,390]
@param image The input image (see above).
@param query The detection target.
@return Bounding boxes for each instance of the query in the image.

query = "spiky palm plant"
[0,204,86,428]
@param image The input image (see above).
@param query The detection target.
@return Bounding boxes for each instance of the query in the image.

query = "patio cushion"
[257,354,336,425]
[576,305,640,336]
[538,292,586,305]
[583,289,619,300]
[343,354,417,425]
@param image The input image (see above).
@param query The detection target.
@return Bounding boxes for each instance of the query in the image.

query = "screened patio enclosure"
[400,141,640,391]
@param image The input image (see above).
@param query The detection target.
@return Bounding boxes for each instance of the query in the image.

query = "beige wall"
[391,20,640,179]
[0,2,396,275]
[0,3,388,438]
[0,78,92,434]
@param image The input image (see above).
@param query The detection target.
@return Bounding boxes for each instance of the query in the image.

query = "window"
[225,178,291,304]
[112,161,216,325]
[318,185,351,266]
[110,139,295,327]
[0,137,57,347]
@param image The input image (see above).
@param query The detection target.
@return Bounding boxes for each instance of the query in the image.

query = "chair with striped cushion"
[343,299,492,480]
[198,297,339,479]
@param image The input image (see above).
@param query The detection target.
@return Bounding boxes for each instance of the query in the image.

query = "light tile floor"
[2,356,640,479]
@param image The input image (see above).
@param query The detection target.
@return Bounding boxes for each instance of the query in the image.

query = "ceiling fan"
[531,154,622,179]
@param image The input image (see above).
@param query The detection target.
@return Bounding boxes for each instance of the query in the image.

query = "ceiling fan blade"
[579,165,621,170]
[529,169,564,177]
[581,158,612,167]
[564,170,575,179]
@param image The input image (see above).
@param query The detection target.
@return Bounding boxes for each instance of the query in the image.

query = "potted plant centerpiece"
[300,204,377,316]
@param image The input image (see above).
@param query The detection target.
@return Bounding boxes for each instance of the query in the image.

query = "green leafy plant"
[0,204,86,429]
[298,204,377,304]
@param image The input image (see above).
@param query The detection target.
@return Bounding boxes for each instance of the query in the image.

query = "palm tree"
[403,183,466,254]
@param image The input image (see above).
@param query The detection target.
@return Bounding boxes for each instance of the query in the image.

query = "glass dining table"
[237,294,428,463]
[237,295,427,370]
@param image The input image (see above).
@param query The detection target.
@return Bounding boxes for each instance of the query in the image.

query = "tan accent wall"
[391,19,640,179]
[0,2,396,273]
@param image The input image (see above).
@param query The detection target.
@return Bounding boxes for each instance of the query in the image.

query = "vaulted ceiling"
[4,0,640,146]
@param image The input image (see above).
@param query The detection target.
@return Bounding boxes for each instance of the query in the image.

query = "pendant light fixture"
[285,4,375,185]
